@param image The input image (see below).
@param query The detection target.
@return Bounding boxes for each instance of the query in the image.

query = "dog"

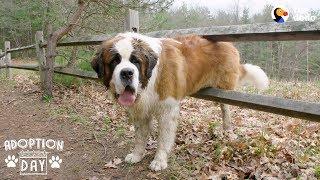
[91,32,269,171]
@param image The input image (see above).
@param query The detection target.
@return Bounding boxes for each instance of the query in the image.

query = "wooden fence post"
[35,31,46,90]
[44,24,56,98]
[124,9,139,32]
[4,41,12,79]
[0,49,3,76]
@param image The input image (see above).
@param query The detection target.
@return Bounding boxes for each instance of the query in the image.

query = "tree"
[44,0,87,97]
[241,7,250,24]
[232,0,240,24]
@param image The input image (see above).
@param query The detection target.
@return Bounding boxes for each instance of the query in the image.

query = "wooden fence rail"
[148,21,320,41]
[7,44,36,53]
[41,21,320,48]
[0,64,97,79]
[0,64,39,71]
[0,10,319,122]
[192,88,320,122]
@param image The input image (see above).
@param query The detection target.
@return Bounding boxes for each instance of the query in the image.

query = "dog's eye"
[111,53,121,66]
[130,55,140,65]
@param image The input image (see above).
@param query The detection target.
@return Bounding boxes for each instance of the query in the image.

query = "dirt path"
[0,74,319,179]
[0,78,158,179]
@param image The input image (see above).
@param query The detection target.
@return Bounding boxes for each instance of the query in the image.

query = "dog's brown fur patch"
[131,39,158,88]
[91,36,124,87]
[155,35,244,100]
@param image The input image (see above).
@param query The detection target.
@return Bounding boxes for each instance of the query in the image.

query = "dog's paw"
[125,153,142,164]
[149,158,168,171]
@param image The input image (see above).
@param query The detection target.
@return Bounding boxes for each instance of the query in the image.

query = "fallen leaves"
[9,74,320,179]
[104,157,122,169]
[146,172,161,179]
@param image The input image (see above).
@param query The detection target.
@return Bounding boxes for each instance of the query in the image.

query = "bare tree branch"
[53,0,87,41]
[44,0,88,97]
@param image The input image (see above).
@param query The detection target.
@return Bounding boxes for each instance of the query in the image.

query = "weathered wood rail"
[148,21,320,41]
[50,21,320,47]
[0,14,319,122]
[0,64,97,79]
[192,88,320,122]
[7,44,36,53]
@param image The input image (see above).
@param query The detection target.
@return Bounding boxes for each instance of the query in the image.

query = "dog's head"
[91,33,161,106]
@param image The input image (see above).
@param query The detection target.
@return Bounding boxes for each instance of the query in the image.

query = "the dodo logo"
[271,6,289,23]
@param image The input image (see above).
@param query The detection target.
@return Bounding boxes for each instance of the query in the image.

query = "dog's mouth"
[116,86,136,107]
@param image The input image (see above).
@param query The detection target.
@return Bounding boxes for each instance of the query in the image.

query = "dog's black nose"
[120,68,134,81]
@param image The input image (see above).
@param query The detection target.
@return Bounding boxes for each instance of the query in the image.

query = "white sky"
[172,0,320,16]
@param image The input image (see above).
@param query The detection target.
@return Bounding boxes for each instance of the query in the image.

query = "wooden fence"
[0,10,319,122]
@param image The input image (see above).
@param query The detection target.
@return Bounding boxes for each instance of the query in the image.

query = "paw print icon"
[5,155,18,168]
[49,156,62,169]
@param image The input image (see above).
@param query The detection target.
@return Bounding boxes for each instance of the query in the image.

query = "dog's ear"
[91,49,111,88]
[91,50,104,78]
[145,53,158,79]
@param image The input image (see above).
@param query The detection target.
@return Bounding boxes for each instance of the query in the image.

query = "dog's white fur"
[102,32,269,171]
[111,33,179,171]
[112,33,162,97]
[117,32,162,55]
[112,38,139,95]
[125,96,179,171]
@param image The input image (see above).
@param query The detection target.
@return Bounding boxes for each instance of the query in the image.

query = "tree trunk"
[43,0,86,97]
[67,47,78,68]
[277,42,284,79]
[44,24,55,97]
[306,41,309,82]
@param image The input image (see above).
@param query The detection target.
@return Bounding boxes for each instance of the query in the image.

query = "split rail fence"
[0,10,319,122]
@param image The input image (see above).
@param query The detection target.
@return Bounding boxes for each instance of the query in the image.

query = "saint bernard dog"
[91,32,269,171]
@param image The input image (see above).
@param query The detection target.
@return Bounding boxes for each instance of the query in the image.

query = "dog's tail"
[239,64,269,90]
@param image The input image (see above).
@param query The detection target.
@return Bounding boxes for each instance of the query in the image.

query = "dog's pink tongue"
[118,91,136,106]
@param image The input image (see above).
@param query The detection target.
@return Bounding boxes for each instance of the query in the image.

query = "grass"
[51,107,88,124]
[53,48,94,87]
[116,125,126,137]
[208,121,219,138]
[53,74,84,88]
[213,143,222,160]
[49,107,70,118]
[315,165,320,179]
[69,113,88,125]
[78,59,92,71]
[0,75,16,86]
[261,80,320,102]
[77,50,94,71]
[49,106,88,125]
[103,116,111,131]
[0,73,7,80]
[42,94,53,103]
[55,48,94,71]
[72,166,81,173]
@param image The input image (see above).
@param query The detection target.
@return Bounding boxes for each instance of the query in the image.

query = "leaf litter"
[11,75,320,179]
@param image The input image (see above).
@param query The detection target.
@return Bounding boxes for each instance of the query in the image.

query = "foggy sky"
[172,0,319,16]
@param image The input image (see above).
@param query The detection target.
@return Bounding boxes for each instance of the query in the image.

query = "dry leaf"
[113,157,122,165]
[104,157,122,169]
[147,172,161,179]
[104,161,117,169]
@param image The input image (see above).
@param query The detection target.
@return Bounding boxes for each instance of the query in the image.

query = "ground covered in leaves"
[0,71,319,179]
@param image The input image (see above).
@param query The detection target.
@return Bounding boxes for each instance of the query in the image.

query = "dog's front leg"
[150,99,179,171]
[125,115,151,164]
